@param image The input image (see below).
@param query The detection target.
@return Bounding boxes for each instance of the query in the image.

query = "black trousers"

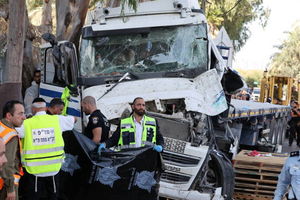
[289,121,300,146]
[20,170,60,200]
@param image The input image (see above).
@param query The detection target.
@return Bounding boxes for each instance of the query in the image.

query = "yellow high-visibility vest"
[22,115,64,176]
[117,115,157,150]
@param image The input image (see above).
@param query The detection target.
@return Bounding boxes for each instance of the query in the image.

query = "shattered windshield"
[80,25,208,77]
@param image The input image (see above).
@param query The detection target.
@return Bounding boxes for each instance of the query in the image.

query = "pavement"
[281,137,299,153]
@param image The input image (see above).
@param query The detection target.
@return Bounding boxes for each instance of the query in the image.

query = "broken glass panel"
[80,24,208,77]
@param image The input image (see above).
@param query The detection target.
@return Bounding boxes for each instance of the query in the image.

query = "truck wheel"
[207,150,234,200]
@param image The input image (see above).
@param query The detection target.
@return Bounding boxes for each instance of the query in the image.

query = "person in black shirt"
[81,96,110,144]
[289,101,300,147]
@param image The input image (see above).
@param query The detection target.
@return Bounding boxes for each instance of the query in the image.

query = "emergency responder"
[274,150,300,200]
[0,100,26,200]
[98,97,164,200]
[16,97,76,200]
[82,96,110,144]
[0,138,7,170]
[99,97,164,152]
[47,98,65,115]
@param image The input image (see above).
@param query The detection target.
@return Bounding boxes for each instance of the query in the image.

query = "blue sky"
[233,0,300,70]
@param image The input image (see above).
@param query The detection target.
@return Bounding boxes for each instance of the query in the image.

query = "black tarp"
[59,131,163,200]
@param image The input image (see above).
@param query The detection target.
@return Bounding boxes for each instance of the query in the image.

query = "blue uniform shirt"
[274,150,300,200]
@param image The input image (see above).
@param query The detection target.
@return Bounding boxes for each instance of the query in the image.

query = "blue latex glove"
[98,143,106,153]
[153,145,163,153]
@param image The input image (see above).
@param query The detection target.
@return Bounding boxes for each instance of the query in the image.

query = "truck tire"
[207,150,235,200]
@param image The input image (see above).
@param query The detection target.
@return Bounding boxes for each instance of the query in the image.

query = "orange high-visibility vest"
[0,121,23,190]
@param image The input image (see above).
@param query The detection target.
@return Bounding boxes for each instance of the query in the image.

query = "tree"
[0,0,26,113]
[204,0,270,50]
[269,25,300,78]
[56,0,91,43]
[41,0,53,34]
[236,68,263,89]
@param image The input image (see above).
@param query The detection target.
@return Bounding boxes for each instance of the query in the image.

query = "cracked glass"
[80,24,208,77]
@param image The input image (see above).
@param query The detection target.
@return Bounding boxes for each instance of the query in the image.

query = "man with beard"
[99,97,164,152]
[97,97,164,200]
[24,69,41,117]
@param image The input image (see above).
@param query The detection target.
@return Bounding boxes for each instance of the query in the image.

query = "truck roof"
[228,99,290,119]
[85,0,207,32]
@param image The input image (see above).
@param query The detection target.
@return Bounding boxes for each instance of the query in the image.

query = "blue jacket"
[274,150,300,200]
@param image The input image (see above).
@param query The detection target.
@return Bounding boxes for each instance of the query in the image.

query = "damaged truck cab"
[40,0,236,199]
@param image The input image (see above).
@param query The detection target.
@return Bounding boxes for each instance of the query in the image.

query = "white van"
[251,87,260,101]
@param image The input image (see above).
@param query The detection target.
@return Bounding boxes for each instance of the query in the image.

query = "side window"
[210,48,218,70]
[44,48,58,85]
[43,43,78,87]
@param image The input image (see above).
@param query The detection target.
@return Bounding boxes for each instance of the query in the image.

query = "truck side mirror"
[221,68,245,95]
[42,33,57,47]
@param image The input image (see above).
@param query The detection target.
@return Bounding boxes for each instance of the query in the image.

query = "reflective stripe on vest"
[0,122,17,144]
[0,174,21,189]
[118,115,157,149]
[22,158,64,167]
[22,115,64,176]
[23,146,64,155]
[13,174,20,185]
[0,122,24,187]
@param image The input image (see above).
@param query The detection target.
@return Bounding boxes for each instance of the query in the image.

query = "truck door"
[40,41,82,131]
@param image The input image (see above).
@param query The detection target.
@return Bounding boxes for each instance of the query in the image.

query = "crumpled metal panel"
[83,69,227,119]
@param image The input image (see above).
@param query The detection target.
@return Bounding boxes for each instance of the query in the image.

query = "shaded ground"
[282,137,299,153]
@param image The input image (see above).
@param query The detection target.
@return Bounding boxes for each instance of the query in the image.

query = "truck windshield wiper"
[97,72,137,101]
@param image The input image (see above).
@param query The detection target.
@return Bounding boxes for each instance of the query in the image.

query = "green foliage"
[204,0,270,50]
[26,0,43,11]
[0,0,8,7]
[245,76,257,88]
[269,26,300,78]
[121,0,138,11]
[236,68,263,88]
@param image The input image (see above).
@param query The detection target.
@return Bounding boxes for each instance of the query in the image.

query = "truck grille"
[161,171,191,184]
[162,151,200,166]
[164,137,186,154]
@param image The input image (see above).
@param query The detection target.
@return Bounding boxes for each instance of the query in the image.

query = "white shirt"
[23,81,39,116]
[16,111,75,138]
[133,116,144,148]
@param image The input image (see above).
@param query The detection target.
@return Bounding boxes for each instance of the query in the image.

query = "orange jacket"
[0,121,23,190]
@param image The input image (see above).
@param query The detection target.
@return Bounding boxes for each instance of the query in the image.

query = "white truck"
[39,0,290,199]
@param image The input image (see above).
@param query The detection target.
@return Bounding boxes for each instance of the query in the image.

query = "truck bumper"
[159,187,216,200]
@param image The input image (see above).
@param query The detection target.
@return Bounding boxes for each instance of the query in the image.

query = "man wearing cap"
[16,97,76,200]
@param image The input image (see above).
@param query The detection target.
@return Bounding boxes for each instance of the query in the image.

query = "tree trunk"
[40,0,53,35]
[201,0,206,14]
[22,10,40,96]
[0,0,26,114]
[56,0,90,43]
